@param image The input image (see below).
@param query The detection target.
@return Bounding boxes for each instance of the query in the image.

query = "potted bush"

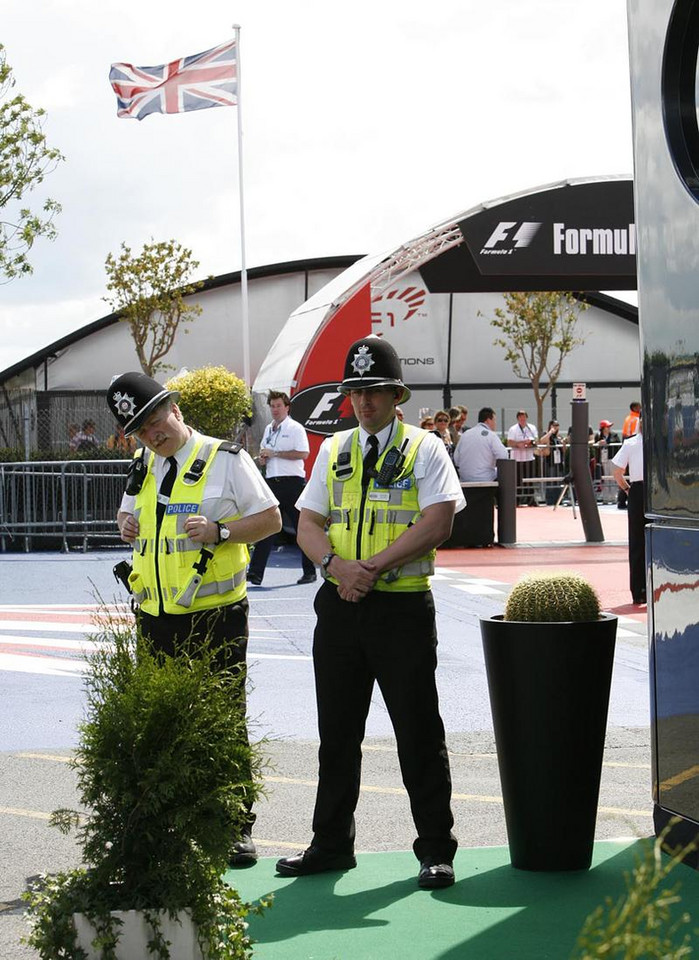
[23,613,269,959]
[480,571,617,872]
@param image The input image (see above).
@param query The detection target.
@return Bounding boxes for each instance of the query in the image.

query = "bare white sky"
[0,0,634,372]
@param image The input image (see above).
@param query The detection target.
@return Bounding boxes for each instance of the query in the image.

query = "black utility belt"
[267,475,304,482]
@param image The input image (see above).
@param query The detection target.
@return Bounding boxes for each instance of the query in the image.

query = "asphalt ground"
[0,504,653,959]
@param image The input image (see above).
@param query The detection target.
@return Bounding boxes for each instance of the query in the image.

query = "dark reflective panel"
[645,352,699,518]
[629,0,699,518]
[649,525,699,821]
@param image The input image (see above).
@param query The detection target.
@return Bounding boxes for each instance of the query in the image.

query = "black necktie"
[363,435,379,485]
[156,456,178,529]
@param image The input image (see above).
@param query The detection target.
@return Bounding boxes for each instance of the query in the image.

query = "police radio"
[125,452,147,495]
[374,442,407,487]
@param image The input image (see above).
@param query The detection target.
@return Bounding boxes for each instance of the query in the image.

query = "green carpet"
[225,841,699,960]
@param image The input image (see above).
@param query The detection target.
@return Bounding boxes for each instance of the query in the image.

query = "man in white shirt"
[247,390,317,585]
[453,407,509,482]
[275,335,464,891]
[612,420,646,605]
[507,409,539,505]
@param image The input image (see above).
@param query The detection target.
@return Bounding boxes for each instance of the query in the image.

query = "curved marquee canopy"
[254,176,636,442]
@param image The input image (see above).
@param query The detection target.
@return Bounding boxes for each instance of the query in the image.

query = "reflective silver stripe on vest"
[382,558,435,583]
[169,567,246,602]
[362,508,419,525]
[330,507,418,526]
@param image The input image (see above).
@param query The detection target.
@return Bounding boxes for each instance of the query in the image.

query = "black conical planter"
[480,614,617,871]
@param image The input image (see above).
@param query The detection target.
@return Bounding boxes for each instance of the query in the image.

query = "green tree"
[0,44,63,283]
[485,290,589,436]
[166,365,251,439]
[104,239,204,377]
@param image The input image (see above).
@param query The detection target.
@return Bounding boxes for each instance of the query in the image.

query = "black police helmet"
[338,336,411,403]
[107,372,180,437]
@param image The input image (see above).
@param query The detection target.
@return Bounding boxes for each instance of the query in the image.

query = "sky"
[0,0,634,373]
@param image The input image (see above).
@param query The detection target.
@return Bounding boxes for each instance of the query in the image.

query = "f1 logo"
[483,221,542,249]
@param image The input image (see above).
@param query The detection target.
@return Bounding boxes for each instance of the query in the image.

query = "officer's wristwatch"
[320,552,335,575]
[216,522,231,544]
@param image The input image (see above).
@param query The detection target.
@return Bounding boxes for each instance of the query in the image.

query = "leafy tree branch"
[0,44,63,283]
[483,291,589,435]
[104,239,205,377]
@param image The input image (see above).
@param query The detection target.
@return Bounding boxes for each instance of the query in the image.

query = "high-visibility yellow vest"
[128,438,248,615]
[325,421,434,592]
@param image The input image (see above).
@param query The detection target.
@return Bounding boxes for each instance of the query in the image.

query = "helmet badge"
[113,391,137,418]
[351,344,375,377]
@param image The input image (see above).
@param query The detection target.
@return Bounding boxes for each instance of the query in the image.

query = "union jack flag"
[109,40,238,121]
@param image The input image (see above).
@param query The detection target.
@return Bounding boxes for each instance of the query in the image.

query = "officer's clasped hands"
[334,558,378,603]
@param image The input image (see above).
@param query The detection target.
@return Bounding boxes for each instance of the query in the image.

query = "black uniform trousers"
[310,581,457,863]
[627,481,647,603]
[248,476,315,579]
[138,600,255,831]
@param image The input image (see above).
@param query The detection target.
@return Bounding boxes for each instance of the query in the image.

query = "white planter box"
[73,909,204,960]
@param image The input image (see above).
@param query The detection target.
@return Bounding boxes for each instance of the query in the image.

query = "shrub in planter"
[481,571,617,871]
[23,613,269,958]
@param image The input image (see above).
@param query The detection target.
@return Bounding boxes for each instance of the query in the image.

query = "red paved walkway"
[437,504,645,622]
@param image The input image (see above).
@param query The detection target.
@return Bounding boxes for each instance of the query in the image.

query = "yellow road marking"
[660,764,699,790]
[0,806,52,821]
[16,752,73,763]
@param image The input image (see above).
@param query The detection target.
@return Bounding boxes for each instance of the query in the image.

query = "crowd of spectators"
[415,399,638,507]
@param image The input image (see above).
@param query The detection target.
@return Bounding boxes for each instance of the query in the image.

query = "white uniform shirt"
[507,421,538,462]
[119,430,278,522]
[611,433,644,483]
[261,415,309,479]
[453,422,509,482]
[297,419,466,517]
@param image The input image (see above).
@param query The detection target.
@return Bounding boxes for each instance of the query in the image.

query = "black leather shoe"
[632,594,647,605]
[276,846,356,877]
[296,572,317,585]
[418,859,455,889]
[229,834,257,867]
[246,573,262,585]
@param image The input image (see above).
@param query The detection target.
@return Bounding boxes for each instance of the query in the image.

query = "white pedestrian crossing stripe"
[0,571,647,678]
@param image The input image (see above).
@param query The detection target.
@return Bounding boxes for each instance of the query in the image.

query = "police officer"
[275,336,465,889]
[107,371,282,865]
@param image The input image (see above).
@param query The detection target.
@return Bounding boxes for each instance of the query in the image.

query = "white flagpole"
[232,23,251,387]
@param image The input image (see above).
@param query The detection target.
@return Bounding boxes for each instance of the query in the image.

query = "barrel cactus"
[504,571,601,622]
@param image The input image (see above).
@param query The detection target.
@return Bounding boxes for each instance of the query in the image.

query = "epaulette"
[219,441,242,454]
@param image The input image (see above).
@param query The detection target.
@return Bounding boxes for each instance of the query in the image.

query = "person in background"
[539,419,565,478]
[70,419,99,453]
[594,419,621,489]
[420,416,435,431]
[453,407,508,482]
[106,423,138,456]
[618,402,642,510]
[109,371,281,866]
[247,390,317,586]
[612,419,646,605]
[506,410,538,505]
[448,406,468,445]
[276,335,463,890]
[432,410,454,457]
[395,406,405,422]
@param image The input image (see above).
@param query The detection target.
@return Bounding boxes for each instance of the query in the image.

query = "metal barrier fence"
[515,440,624,504]
[0,460,129,553]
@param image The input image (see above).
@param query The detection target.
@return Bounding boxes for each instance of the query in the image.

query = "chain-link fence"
[0,388,118,460]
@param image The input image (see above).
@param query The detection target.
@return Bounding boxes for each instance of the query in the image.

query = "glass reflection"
[649,525,699,822]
